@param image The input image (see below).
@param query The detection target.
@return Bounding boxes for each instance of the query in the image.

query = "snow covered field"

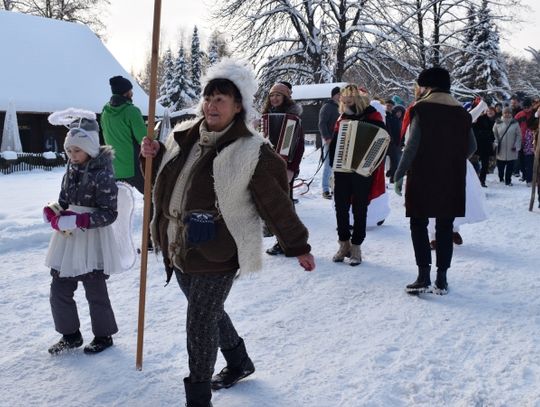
[1,145,539,407]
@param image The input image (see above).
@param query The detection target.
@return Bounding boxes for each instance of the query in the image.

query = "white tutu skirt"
[45,183,136,278]
[428,161,488,236]
[367,192,390,227]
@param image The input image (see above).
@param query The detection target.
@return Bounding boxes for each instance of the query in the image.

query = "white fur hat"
[198,58,259,123]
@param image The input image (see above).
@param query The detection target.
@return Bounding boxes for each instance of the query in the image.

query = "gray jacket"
[318,99,340,141]
[493,119,522,161]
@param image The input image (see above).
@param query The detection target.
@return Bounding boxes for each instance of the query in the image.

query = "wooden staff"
[136,0,162,371]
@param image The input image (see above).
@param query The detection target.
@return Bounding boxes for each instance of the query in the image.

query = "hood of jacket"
[102,96,134,117]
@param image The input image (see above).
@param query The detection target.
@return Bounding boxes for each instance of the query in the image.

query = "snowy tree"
[1,0,18,10]
[167,45,198,111]
[190,26,202,97]
[157,48,175,108]
[206,30,230,68]
[453,5,478,92]
[468,0,510,99]
[505,53,540,98]
[13,0,109,36]
[213,0,397,84]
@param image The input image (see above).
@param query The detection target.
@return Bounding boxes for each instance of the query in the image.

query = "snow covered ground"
[1,145,539,407]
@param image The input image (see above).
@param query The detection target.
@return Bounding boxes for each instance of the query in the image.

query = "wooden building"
[0,11,163,153]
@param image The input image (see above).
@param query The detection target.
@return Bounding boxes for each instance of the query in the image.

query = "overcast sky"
[103,0,540,75]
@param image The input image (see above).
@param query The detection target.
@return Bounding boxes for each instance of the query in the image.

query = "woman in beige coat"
[493,107,522,185]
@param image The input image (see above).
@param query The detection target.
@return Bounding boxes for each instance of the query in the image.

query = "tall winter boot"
[211,338,255,390]
[184,378,213,407]
[332,240,351,262]
[433,268,448,295]
[349,244,362,266]
[405,266,431,294]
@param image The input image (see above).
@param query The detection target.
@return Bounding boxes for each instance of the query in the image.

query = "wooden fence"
[0,153,66,175]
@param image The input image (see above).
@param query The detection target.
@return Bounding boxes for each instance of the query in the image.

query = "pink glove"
[43,207,56,223]
[42,202,63,223]
[51,212,90,231]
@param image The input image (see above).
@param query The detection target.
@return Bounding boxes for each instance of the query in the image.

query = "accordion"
[333,120,390,176]
[261,113,301,163]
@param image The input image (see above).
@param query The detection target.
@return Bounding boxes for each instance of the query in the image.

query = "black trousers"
[478,153,491,184]
[410,217,455,270]
[497,160,514,184]
[386,144,402,182]
[333,172,373,245]
[521,154,534,183]
[175,270,240,382]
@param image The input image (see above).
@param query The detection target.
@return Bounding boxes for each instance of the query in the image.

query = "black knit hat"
[109,75,133,95]
[331,86,341,97]
[417,67,451,91]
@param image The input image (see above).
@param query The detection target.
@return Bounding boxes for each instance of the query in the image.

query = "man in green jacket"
[101,75,147,193]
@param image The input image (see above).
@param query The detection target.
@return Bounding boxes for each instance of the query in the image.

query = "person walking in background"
[493,107,522,186]
[140,59,315,407]
[261,81,306,256]
[384,99,405,183]
[44,110,120,355]
[515,98,536,185]
[328,84,387,266]
[472,106,497,187]
[318,86,341,199]
[394,67,476,295]
[100,75,147,194]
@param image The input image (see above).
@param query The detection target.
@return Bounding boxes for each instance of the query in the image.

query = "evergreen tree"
[206,30,230,68]
[191,26,202,97]
[453,5,477,93]
[470,0,510,99]
[170,45,197,111]
[157,48,175,108]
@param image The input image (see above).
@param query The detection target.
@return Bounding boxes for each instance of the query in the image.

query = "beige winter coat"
[493,119,522,161]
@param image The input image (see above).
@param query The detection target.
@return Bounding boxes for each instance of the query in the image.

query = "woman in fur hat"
[328,84,387,266]
[140,59,315,407]
[260,81,306,255]
[44,110,120,355]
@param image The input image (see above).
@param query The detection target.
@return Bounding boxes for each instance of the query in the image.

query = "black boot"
[405,266,431,294]
[433,268,448,295]
[184,378,213,407]
[83,336,113,354]
[265,242,283,256]
[211,338,255,390]
[48,330,83,354]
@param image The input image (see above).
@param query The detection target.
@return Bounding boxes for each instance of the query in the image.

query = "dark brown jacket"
[146,118,310,282]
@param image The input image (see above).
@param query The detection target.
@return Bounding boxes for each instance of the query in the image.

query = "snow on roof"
[291,82,348,101]
[0,11,163,116]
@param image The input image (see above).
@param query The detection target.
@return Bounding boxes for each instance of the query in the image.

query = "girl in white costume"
[44,109,135,355]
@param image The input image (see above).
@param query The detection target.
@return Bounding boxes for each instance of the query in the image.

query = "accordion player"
[332,120,390,177]
[260,113,302,163]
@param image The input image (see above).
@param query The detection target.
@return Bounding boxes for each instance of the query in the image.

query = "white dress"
[45,182,136,278]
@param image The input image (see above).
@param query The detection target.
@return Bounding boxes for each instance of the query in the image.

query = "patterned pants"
[175,270,241,382]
